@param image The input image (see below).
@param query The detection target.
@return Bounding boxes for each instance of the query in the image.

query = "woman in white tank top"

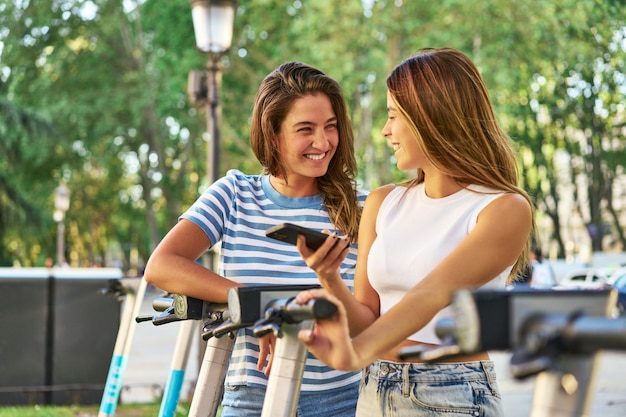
[294,47,534,417]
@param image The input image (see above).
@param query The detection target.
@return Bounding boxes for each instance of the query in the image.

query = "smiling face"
[275,93,338,184]
[382,90,426,171]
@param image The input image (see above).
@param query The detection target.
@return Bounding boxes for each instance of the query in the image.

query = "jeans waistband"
[364,359,497,384]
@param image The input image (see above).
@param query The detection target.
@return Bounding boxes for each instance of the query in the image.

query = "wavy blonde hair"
[387,47,534,276]
[250,62,361,241]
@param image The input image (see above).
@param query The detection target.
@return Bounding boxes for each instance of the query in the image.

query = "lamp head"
[54,183,70,213]
[189,0,237,54]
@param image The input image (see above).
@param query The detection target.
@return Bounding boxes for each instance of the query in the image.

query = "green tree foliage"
[503,0,626,255]
[1,0,624,268]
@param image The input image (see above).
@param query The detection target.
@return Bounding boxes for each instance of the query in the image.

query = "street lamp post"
[53,183,70,267]
[188,0,237,395]
[188,0,237,185]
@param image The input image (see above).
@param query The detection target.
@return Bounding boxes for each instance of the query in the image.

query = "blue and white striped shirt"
[181,169,368,392]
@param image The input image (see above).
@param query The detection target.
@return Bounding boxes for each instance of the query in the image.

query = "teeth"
[305,153,325,160]
[393,144,400,151]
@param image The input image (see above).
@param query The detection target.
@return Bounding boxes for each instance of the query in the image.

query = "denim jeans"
[221,382,359,417]
[356,360,503,417]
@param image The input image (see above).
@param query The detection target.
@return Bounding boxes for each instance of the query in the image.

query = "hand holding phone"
[266,223,331,250]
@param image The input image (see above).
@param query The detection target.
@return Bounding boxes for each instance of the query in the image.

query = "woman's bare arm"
[300,192,532,370]
[144,219,242,303]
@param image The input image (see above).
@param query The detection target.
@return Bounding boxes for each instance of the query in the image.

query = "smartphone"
[265,223,330,250]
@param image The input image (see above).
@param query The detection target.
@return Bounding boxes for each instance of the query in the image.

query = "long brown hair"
[250,62,361,240]
[387,47,534,276]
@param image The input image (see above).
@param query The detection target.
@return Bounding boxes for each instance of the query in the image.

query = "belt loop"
[402,364,410,397]
[481,361,498,393]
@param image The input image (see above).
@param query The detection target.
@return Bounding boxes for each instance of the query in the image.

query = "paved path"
[494,351,626,416]
[121,287,201,404]
[120,288,626,416]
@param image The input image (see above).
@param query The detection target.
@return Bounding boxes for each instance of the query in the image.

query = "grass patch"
[0,402,193,417]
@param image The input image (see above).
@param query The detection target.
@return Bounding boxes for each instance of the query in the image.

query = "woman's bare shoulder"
[361,184,399,221]
[366,183,397,202]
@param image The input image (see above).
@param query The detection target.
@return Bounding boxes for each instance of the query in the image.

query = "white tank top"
[367,183,511,344]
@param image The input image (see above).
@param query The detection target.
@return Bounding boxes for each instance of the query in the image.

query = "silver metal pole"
[157,320,198,417]
[260,321,312,417]
[98,277,148,417]
[529,353,601,417]
[188,336,234,417]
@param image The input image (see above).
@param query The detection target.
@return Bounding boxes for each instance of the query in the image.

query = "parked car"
[555,268,610,290]
[545,260,588,284]
[608,268,626,315]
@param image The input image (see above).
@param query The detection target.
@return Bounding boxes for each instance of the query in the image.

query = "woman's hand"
[295,289,364,371]
[296,232,350,285]
[257,333,277,376]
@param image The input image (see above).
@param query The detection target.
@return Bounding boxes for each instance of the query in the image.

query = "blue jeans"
[221,382,359,417]
[356,360,503,417]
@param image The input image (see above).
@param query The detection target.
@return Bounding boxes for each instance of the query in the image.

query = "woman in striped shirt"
[145,61,368,417]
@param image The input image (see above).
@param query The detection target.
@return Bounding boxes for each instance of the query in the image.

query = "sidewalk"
[120,290,626,416]
[494,351,626,416]
[120,288,201,404]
